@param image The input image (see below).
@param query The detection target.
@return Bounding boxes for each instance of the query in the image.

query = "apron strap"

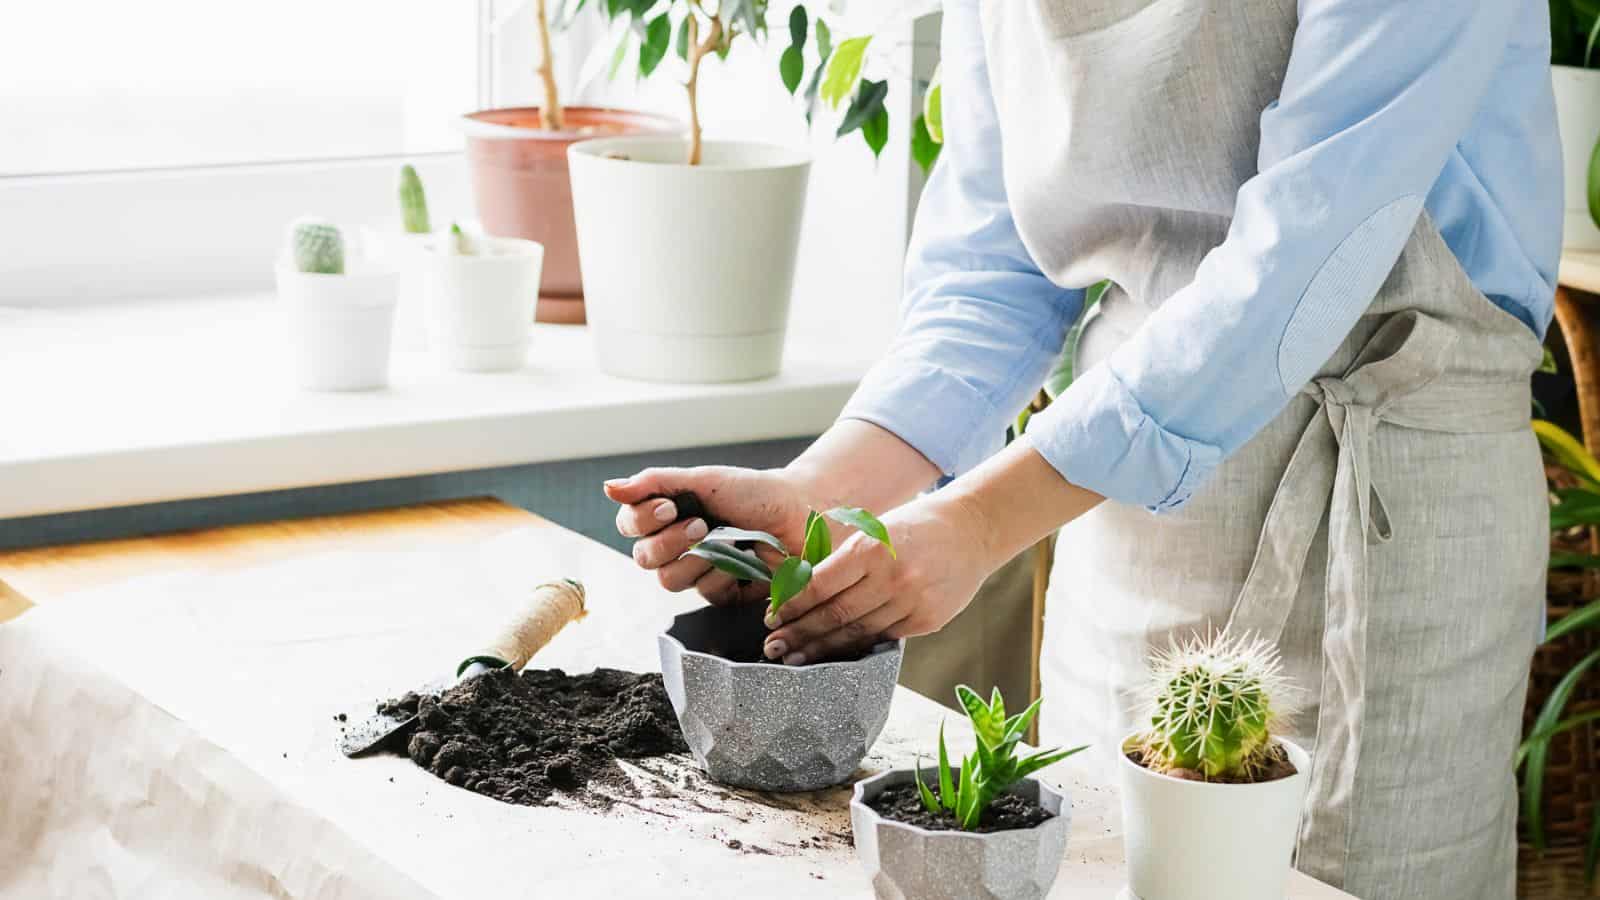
[1221,310,1530,883]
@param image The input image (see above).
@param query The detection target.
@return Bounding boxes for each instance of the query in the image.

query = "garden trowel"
[337,578,586,757]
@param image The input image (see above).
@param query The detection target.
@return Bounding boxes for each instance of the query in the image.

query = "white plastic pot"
[276,264,399,392]
[360,227,433,351]
[421,236,544,372]
[1553,65,1600,250]
[567,137,810,383]
[1117,733,1310,900]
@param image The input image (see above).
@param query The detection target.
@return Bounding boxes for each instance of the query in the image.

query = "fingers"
[763,533,879,628]
[784,606,909,667]
[614,495,681,539]
[764,582,901,665]
[631,516,710,570]
[603,467,693,505]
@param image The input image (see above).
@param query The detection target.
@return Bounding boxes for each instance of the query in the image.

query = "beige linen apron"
[978,1,1550,897]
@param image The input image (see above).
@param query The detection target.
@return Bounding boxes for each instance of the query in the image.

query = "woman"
[604,0,1560,895]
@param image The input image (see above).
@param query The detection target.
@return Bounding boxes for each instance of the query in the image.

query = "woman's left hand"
[761,493,996,666]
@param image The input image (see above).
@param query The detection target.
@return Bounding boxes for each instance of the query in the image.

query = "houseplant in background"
[275,219,399,392]
[360,165,436,350]
[1550,0,1600,249]
[419,224,546,372]
[461,0,676,325]
[850,686,1084,900]
[1118,632,1308,900]
[657,507,903,790]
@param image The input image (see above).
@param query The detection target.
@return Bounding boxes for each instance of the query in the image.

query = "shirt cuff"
[1025,362,1222,512]
[839,358,1004,478]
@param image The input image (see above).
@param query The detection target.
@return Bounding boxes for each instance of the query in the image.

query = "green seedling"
[445,222,476,256]
[398,165,431,234]
[682,507,893,616]
[914,686,1087,830]
[1132,632,1297,781]
[290,218,345,275]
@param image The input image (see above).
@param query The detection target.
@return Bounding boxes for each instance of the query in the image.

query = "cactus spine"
[1134,632,1297,781]
[291,218,345,275]
[398,165,431,234]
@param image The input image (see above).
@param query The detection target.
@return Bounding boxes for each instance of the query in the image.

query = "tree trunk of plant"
[684,15,723,166]
[535,0,565,131]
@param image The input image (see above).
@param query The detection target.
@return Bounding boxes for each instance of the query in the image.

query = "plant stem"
[535,0,565,131]
[683,14,724,166]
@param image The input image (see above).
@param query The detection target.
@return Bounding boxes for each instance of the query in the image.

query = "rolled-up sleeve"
[1023,0,1518,511]
[838,0,1083,477]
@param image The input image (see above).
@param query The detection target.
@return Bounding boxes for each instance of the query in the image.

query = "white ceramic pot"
[360,227,433,351]
[276,263,398,392]
[421,236,544,372]
[1117,733,1310,900]
[1553,65,1600,249]
[567,137,810,383]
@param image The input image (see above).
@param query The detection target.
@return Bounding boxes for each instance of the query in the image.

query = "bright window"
[0,0,481,176]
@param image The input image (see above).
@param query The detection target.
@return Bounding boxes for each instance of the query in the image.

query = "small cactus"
[398,165,431,234]
[446,222,476,256]
[290,218,345,275]
[1133,632,1298,781]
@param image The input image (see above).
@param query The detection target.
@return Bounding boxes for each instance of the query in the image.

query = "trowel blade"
[337,673,453,758]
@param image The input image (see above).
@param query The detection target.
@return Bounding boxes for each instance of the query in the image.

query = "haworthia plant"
[290,218,345,275]
[681,506,894,615]
[398,165,431,235]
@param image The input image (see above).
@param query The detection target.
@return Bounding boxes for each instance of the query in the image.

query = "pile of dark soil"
[867,783,1054,834]
[1125,741,1298,784]
[379,667,687,806]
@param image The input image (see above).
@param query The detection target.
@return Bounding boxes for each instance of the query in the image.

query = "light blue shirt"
[841,0,1562,511]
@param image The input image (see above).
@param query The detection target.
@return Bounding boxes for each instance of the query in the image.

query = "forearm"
[783,420,942,514]
[935,437,1103,574]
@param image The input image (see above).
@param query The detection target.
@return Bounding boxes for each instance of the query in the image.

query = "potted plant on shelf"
[1118,632,1308,900]
[462,0,677,325]
[275,219,399,392]
[1551,0,1600,249]
[419,224,546,372]
[851,686,1085,900]
[657,507,903,790]
[361,165,437,350]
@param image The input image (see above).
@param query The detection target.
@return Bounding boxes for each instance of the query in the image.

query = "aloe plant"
[682,506,892,616]
[1131,632,1297,781]
[913,686,1086,830]
[398,165,431,235]
[1520,419,1600,880]
[290,218,345,275]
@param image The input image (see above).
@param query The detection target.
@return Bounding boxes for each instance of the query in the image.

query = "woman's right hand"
[602,466,811,605]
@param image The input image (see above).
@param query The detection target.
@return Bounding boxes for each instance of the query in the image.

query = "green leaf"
[1518,710,1600,765]
[1043,281,1108,399]
[860,106,889,158]
[787,4,806,47]
[779,45,804,94]
[1587,791,1600,882]
[638,12,671,77]
[768,556,813,613]
[701,526,788,555]
[681,542,773,582]
[836,79,888,138]
[607,28,631,80]
[1014,744,1089,780]
[550,0,589,29]
[989,686,1006,721]
[820,36,871,109]
[802,511,832,566]
[1523,647,1600,848]
[923,63,943,143]
[814,18,832,59]
[1549,551,1600,570]
[1547,598,1600,643]
[1541,346,1559,374]
[1003,697,1044,744]
[824,506,895,558]
[914,760,941,814]
[675,15,690,61]
[955,754,980,829]
[911,114,941,174]
[955,685,1006,748]
[1589,133,1600,231]
[1552,489,1600,530]
[1535,419,1600,488]
[938,723,957,812]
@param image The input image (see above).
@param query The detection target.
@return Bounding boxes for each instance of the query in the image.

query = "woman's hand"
[761,493,997,666]
[603,466,811,604]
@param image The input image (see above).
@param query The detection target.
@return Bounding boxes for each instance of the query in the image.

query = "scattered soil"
[378,667,687,807]
[867,783,1054,834]
[1124,742,1298,784]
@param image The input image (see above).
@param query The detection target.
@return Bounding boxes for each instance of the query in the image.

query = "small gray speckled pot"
[657,604,903,792]
[850,768,1070,900]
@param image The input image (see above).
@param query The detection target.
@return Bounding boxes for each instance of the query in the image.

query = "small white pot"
[360,227,433,351]
[567,137,810,383]
[276,263,398,392]
[421,236,544,372]
[1117,733,1310,900]
[1553,65,1600,249]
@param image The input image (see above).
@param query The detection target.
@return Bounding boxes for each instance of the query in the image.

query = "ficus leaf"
[923,63,943,143]
[788,4,807,47]
[820,36,871,109]
[911,114,941,173]
[824,506,895,558]
[638,12,671,77]
[675,15,690,61]
[680,542,772,583]
[779,45,804,94]
[836,79,887,138]
[860,105,889,158]
[802,511,832,565]
[607,29,631,80]
[701,526,788,555]
[814,18,831,59]
[768,556,813,613]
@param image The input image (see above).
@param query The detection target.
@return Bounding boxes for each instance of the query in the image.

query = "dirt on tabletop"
[377,667,687,807]
[1124,741,1299,784]
[866,783,1054,834]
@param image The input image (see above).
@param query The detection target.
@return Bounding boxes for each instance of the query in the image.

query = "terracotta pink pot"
[463,107,680,324]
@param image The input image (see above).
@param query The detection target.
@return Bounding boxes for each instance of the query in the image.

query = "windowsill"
[0,294,873,520]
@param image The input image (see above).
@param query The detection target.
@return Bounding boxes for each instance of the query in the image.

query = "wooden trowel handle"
[457,579,587,676]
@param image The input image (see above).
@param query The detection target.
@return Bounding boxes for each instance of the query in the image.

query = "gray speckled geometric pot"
[851,768,1070,900]
[657,604,903,792]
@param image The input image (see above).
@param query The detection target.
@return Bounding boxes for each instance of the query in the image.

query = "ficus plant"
[682,506,893,616]
[914,686,1086,830]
